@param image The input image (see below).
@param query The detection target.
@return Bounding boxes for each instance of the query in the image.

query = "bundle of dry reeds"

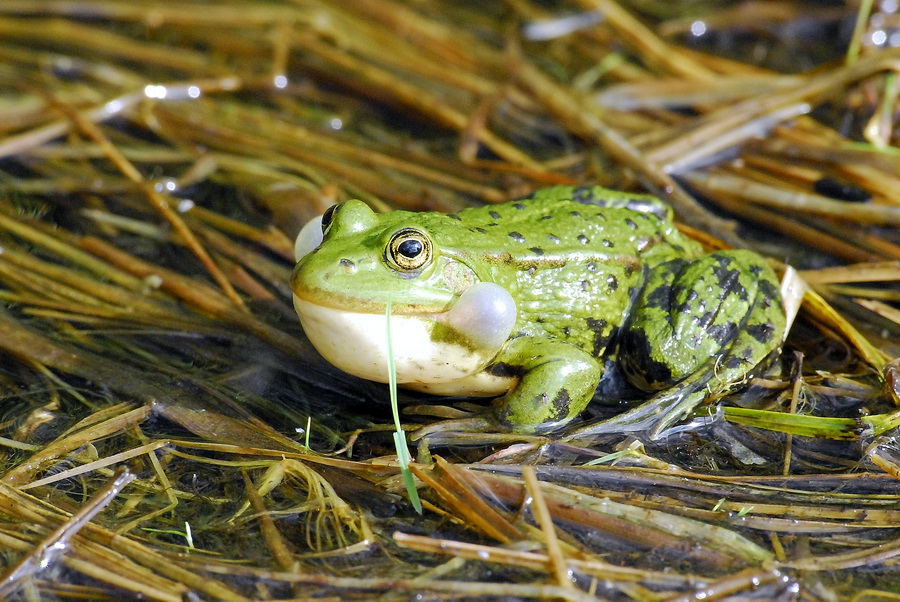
[1,1,900,599]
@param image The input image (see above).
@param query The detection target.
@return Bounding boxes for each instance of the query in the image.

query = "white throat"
[293,296,514,396]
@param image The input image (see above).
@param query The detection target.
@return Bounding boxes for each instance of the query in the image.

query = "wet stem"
[386,298,423,513]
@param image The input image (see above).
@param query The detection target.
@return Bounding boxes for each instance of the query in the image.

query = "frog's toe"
[409,415,496,441]
[566,381,710,442]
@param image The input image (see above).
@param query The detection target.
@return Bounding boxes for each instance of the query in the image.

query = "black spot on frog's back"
[757,278,781,303]
[706,321,739,346]
[746,322,777,344]
[643,283,671,310]
[585,317,612,356]
[712,256,748,300]
[572,186,595,202]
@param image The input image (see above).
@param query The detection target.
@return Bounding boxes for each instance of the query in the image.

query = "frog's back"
[451,186,702,360]
[453,185,698,263]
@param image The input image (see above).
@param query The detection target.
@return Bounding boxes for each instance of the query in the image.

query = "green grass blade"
[386,299,422,513]
[723,407,900,440]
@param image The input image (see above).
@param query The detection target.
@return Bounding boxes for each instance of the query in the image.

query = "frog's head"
[291,200,476,312]
[290,200,516,390]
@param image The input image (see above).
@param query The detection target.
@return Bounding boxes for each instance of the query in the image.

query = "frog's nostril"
[339,258,357,274]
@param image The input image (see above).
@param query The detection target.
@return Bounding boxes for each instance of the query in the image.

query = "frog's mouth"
[290,283,453,315]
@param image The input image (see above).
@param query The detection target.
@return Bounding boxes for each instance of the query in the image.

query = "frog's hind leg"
[584,250,786,439]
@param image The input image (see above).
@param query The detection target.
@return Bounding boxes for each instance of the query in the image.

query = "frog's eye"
[320,203,339,235]
[386,228,432,272]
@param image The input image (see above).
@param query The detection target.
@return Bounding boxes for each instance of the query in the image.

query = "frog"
[290,185,786,439]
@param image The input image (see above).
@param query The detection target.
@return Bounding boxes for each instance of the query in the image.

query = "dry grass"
[1,1,900,599]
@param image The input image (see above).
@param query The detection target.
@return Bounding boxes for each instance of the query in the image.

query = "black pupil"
[397,239,422,258]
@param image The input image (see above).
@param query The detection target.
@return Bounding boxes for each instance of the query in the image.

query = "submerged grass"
[1,0,900,599]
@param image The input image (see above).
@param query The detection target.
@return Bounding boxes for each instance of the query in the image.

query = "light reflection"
[329,117,343,130]
[690,20,707,37]
[274,74,288,89]
[154,179,178,193]
[54,56,75,73]
[177,199,195,213]
[871,29,888,46]
[521,11,603,41]
[144,274,163,289]
[187,85,201,98]
[144,84,168,99]
[104,98,123,114]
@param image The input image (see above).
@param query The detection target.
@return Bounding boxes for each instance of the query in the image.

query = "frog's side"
[291,186,786,437]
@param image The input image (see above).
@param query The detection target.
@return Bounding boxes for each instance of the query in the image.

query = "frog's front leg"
[492,336,603,432]
[589,250,786,439]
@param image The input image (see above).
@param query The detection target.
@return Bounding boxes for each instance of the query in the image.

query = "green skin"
[291,185,786,437]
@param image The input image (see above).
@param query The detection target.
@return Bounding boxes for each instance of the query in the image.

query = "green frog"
[291,186,786,439]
